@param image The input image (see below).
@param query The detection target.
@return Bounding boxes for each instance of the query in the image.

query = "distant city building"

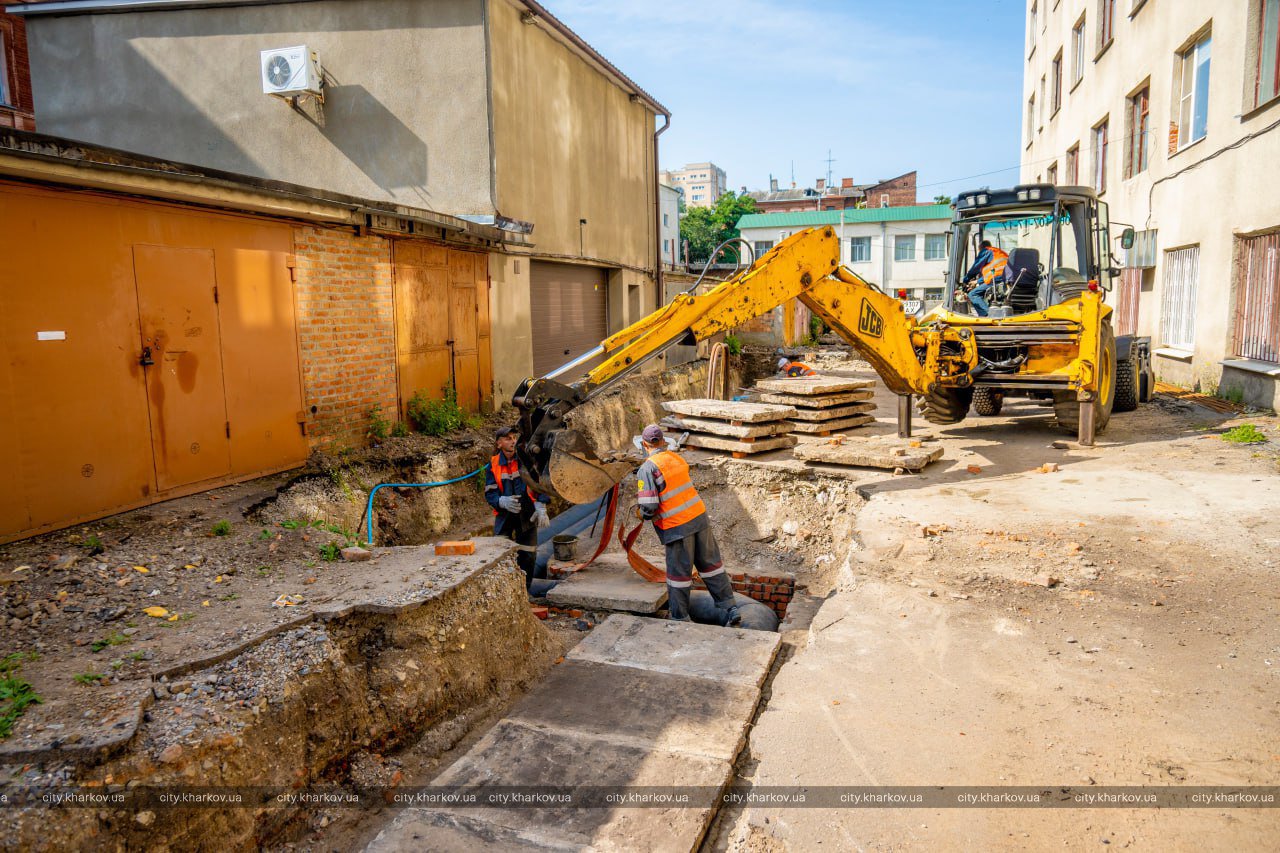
[659,183,682,268]
[748,171,918,213]
[660,162,727,208]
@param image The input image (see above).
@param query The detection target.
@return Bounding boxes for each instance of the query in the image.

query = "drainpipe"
[653,112,671,304]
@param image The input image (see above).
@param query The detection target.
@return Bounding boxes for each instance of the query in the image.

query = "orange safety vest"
[786,362,817,377]
[981,246,1010,285]
[649,451,707,531]
[490,453,530,516]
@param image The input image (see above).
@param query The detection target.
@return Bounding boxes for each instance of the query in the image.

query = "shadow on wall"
[319,81,428,199]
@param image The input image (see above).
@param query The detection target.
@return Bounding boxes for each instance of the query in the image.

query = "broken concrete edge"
[0,542,522,767]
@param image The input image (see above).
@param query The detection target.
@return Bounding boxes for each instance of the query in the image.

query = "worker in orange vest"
[635,424,741,625]
[777,357,818,378]
[960,239,1009,317]
[485,425,550,591]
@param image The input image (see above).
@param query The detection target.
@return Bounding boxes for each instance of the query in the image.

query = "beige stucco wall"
[24,0,493,213]
[1022,0,1280,398]
[485,0,659,399]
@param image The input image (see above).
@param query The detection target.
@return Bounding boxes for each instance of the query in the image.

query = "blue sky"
[545,0,1026,199]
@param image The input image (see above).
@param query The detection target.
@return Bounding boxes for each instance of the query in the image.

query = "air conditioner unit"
[260,45,323,98]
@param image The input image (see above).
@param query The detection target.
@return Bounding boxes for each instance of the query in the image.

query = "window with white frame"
[1026,94,1036,144]
[1125,86,1150,177]
[1071,16,1086,85]
[1066,143,1080,183]
[1097,0,1116,53]
[1028,1,1038,56]
[1092,119,1109,193]
[1039,75,1047,128]
[849,236,871,263]
[894,235,917,262]
[663,213,669,227]
[1176,31,1211,149]
[753,240,774,258]
[924,234,948,261]
[1047,162,1059,184]
[1253,0,1279,108]
[1051,50,1063,114]
[1160,246,1200,350]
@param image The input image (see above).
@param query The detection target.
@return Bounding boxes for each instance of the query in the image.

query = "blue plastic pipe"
[364,465,488,545]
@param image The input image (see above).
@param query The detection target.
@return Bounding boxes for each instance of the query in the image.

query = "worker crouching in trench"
[486,426,551,592]
[635,424,741,626]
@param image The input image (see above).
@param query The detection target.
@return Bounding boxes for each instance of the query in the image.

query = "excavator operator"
[960,239,1009,317]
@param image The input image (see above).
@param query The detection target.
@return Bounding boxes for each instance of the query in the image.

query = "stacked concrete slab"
[754,377,877,436]
[660,399,798,458]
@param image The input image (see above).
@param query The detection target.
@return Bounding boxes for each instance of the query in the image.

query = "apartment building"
[748,172,918,213]
[1022,0,1280,407]
[660,162,727,208]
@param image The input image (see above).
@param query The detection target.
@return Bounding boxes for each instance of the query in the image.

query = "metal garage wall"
[0,182,307,543]
[530,261,608,378]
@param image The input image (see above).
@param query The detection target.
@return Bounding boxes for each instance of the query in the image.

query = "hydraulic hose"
[363,466,488,546]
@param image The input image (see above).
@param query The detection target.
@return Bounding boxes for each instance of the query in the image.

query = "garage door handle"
[139,346,155,367]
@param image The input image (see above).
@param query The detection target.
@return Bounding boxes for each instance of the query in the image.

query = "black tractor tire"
[918,387,974,425]
[1113,352,1138,413]
[1053,321,1116,435]
[972,387,1004,416]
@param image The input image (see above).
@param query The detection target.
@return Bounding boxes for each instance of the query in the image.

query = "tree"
[679,191,759,265]
[933,194,953,206]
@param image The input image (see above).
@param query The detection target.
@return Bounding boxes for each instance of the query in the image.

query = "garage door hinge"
[286,255,297,282]
[297,411,308,436]
[225,421,231,438]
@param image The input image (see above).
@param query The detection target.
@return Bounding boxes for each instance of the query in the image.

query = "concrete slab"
[546,554,666,613]
[568,614,781,689]
[661,398,795,423]
[793,438,945,470]
[682,433,798,455]
[758,389,875,407]
[753,377,875,394]
[661,414,795,437]
[368,810,577,853]
[786,402,877,421]
[505,659,762,761]
[427,721,727,851]
[790,415,876,433]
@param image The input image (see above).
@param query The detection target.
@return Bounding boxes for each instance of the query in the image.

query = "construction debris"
[661,399,798,458]
[754,377,878,436]
[793,435,944,471]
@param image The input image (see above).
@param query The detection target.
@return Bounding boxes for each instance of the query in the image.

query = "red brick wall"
[864,171,917,207]
[293,226,398,449]
[726,571,795,619]
[0,2,36,130]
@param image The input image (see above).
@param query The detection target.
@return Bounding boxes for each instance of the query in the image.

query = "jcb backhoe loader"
[514,184,1154,504]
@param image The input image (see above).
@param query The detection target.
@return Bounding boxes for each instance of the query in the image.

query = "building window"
[1160,246,1200,350]
[1026,95,1036,144]
[924,288,945,302]
[1176,31,1211,149]
[1125,86,1150,177]
[1253,0,1280,108]
[753,240,775,258]
[663,213,669,227]
[1097,0,1116,53]
[924,234,948,261]
[692,194,704,202]
[1028,0,1038,56]
[1233,232,1280,362]
[1092,120,1109,193]
[1039,75,1047,128]
[849,237,871,263]
[1047,162,1059,184]
[1072,16,1087,86]
[1051,50,1063,114]
[0,33,10,107]
[894,235,917,262]
[1066,143,1080,183]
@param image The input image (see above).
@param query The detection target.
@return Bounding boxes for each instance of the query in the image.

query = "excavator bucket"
[536,428,635,506]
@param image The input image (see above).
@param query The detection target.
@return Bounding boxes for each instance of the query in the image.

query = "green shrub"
[407,385,480,436]
[391,420,410,438]
[1221,424,1268,444]
[367,404,393,441]
[211,520,231,536]
[0,653,41,738]
[724,334,743,356]
[319,542,342,562]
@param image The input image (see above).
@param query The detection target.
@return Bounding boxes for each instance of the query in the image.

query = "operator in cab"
[960,239,1009,317]
[635,425,741,625]
[777,356,818,378]
[485,426,550,593]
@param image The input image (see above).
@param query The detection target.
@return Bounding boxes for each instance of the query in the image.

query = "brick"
[530,606,549,620]
[434,541,475,556]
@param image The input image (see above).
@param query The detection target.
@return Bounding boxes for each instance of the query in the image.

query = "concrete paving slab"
[568,614,781,689]
[430,721,728,851]
[793,438,944,470]
[661,414,795,437]
[546,554,666,613]
[790,414,876,433]
[505,659,762,761]
[683,433,798,455]
[758,389,875,407]
[753,377,874,394]
[661,398,794,422]
[786,402,876,421]
[368,810,577,853]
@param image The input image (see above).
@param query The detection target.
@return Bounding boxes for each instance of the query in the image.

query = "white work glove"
[498,495,522,513]
[534,503,551,529]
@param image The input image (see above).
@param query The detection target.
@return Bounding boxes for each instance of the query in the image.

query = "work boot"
[726,605,743,628]
[703,572,739,624]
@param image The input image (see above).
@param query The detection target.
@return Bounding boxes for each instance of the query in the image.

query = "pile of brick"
[660,399,798,459]
[753,376,877,437]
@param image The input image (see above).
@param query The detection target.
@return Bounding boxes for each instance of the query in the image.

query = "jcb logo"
[858,299,884,338]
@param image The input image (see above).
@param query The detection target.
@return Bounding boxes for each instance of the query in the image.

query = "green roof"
[736,204,953,230]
